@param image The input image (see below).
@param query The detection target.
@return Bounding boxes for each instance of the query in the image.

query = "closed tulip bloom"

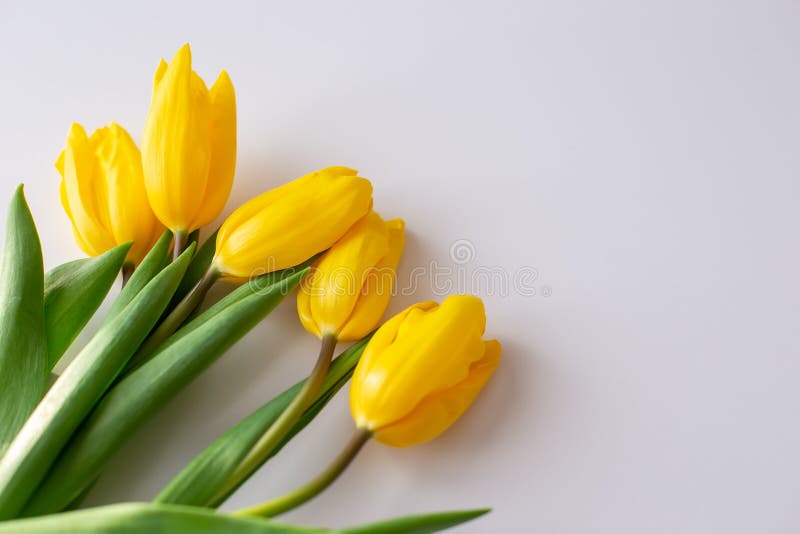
[297,211,404,342]
[213,166,373,280]
[56,122,164,265]
[142,43,236,236]
[350,295,501,447]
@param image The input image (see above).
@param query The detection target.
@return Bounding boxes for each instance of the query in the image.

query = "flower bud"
[142,43,236,234]
[350,295,501,447]
[57,122,164,264]
[213,166,373,280]
[297,211,404,342]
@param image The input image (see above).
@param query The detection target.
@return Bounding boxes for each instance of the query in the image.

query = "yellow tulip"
[297,211,404,342]
[142,43,236,235]
[56,122,164,265]
[350,295,501,447]
[213,166,373,281]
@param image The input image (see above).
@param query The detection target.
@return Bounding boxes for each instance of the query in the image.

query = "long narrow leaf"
[0,245,195,519]
[43,242,131,370]
[0,503,326,533]
[23,269,307,516]
[0,186,46,456]
[0,503,488,533]
[341,509,491,534]
[157,336,372,507]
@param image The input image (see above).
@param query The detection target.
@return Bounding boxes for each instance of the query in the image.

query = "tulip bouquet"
[0,44,501,533]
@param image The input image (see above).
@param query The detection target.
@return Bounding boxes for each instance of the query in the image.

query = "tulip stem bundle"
[214,334,339,502]
[235,428,372,518]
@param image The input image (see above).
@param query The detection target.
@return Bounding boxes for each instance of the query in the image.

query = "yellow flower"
[56,122,164,265]
[142,43,236,234]
[350,295,501,447]
[213,166,373,280]
[297,211,404,342]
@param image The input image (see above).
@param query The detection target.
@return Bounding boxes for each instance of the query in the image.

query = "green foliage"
[43,242,130,370]
[340,509,491,533]
[0,503,324,533]
[0,244,195,519]
[0,186,47,457]
[0,503,489,534]
[22,269,307,516]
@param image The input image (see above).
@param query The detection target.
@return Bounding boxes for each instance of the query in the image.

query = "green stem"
[173,230,188,261]
[234,427,371,518]
[213,334,338,504]
[124,266,220,373]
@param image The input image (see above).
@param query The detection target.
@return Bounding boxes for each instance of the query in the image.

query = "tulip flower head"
[213,166,373,281]
[297,210,404,342]
[350,295,501,447]
[142,43,236,235]
[56,122,164,265]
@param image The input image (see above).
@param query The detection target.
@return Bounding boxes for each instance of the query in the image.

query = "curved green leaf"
[0,503,490,534]
[0,244,195,520]
[0,186,46,457]
[341,509,491,534]
[44,242,131,370]
[23,269,307,516]
[157,336,373,507]
[0,503,326,533]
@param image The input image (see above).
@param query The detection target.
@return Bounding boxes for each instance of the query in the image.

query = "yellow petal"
[59,179,94,257]
[59,123,116,256]
[218,167,358,240]
[100,123,164,264]
[336,218,405,341]
[152,58,168,96]
[54,150,65,176]
[373,339,501,447]
[142,43,213,232]
[189,70,236,229]
[215,166,373,279]
[349,301,438,425]
[306,211,390,337]
[349,295,487,430]
[296,269,323,338]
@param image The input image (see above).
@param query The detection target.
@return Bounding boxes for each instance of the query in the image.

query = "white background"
[1,1,799,532]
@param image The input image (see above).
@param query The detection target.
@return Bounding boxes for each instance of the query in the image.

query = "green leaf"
[157,336,373,507]
[103,230,171,325]
[0,503,327,533]
[0,504,489,533]
[341,509,491,534]
[43,242,131,370]
[23,268,308,517]
[0,244,195,520]
[0,186,46,457]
